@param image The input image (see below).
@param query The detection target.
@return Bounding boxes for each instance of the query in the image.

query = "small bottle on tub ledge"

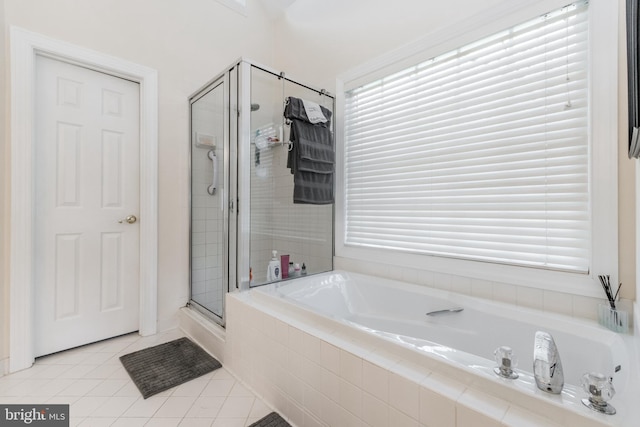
[267,250,281,282]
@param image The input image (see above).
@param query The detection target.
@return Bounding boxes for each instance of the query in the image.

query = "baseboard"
[155,312,180,334]
[0,357,8,377]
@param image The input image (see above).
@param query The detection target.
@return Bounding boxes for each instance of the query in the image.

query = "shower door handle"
[207,150,217,195]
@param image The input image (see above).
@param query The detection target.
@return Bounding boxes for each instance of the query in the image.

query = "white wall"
[0,0,8,369]
[274,0,525,91]
[0,0,277,368]
[274,0,636,304]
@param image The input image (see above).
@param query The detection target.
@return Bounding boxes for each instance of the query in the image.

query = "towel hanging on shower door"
[284,96,335,204]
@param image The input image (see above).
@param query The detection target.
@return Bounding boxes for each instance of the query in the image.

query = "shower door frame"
[236,61,252,290]
[236,60,337,290]
[188,66,237,326]
[188,58,336,325]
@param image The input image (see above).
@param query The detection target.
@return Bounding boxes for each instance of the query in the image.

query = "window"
[339,0,617,289]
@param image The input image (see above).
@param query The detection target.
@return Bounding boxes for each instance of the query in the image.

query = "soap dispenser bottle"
[267,250,281,281]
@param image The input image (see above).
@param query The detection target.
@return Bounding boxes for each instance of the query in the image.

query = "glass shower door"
[248,66,334,286]
[190,74,229,323]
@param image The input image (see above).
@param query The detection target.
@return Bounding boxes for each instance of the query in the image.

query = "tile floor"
[0,329,273,426]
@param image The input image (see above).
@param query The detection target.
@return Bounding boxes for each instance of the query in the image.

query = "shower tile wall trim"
[224,293,608,427]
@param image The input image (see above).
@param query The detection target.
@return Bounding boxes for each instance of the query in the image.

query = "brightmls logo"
[0,405,68,426]
[4,408,45,424]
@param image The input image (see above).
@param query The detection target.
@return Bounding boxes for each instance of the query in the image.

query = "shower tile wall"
[250,141,333,284]
[249,138,273,284]
[271,144,333,275]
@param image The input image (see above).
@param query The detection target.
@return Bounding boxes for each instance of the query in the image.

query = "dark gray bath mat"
[119,337,221,399]
[249,412,292,427]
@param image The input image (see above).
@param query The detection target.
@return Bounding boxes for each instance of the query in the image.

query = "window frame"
[335,0,618,298]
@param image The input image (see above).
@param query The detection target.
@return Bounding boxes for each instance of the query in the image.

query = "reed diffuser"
[597,275,628,333]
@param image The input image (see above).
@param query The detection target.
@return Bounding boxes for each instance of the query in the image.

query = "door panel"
[54,234,81,319]
[34,55,140,357]
[190,74,229,323]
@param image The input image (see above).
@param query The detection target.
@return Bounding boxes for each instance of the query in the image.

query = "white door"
[34,55,141,357]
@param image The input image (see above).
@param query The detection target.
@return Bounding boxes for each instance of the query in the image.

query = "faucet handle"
[494,346,519,379]
[581,372,616,415]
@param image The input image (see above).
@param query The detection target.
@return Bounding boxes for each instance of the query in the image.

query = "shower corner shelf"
[195,132,216,149]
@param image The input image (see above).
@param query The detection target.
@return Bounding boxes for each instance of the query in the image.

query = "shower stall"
[189,59,335,325]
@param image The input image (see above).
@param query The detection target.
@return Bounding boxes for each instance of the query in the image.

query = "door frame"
[9,27,159,372]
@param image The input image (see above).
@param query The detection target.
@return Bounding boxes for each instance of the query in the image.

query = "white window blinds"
[344,1,590,273]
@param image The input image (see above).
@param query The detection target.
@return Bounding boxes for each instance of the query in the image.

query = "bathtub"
[237,270,640,427]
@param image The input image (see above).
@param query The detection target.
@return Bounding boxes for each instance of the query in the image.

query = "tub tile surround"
[456,389,509,427]
[334,257,633,326]
[222,288,630,427]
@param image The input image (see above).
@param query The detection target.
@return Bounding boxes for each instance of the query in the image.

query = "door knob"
[118,215,137,224]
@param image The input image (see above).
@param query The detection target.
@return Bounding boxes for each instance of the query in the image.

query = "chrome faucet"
[533,331,564,394]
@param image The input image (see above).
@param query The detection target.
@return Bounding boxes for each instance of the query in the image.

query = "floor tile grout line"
[0,329,273,427]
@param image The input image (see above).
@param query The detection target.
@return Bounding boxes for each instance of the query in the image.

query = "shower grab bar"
[207,150,217,195]
[426,307,464,316]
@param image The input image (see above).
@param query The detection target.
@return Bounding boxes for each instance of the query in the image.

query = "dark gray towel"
[289,122,334,174]
[284,97,335,205]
